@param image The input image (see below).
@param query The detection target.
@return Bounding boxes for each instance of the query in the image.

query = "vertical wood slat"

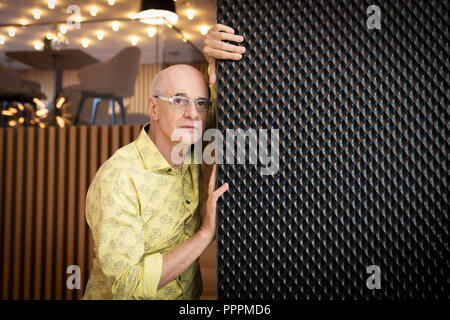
[22,128,35,299]
[0,124,142,299]
[44,127,56,299]
[12,128,24,299]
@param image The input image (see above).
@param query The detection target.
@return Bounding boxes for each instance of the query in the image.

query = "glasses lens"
[195,99,211,111]
[172,96,189,108]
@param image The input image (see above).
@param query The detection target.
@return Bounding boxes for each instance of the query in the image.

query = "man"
[83,25,245,300]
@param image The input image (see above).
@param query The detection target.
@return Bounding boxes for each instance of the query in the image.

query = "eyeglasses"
[155,95,212,112]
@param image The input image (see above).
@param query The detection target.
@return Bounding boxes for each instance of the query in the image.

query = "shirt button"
[167,168,172,173]
[185,199,191,204]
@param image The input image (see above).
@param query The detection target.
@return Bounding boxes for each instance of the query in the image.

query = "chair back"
[78,46,141,97]
[109,46,141,96]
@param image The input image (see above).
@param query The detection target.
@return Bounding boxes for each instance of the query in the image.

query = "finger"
[208,163,217,194]
[209,61,216,84]
[215,24,235,34]
[213,39,246,53]
[207,48,242,60]
[218,32,244,43]
[213,183,229,200]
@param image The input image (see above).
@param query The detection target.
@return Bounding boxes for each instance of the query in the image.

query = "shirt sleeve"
[86,171,163,299]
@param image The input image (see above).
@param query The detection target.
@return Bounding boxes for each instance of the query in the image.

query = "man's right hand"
[203,24,246,84]
[200,163,228,242]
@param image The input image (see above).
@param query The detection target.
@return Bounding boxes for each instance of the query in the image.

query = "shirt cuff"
[141,252,163,298]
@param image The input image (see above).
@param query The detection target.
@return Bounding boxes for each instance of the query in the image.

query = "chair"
[0,63,47,104]
[72,47,141,125]
[0,63,46,126]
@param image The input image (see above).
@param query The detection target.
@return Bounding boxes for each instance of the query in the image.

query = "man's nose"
[184,101,199,119]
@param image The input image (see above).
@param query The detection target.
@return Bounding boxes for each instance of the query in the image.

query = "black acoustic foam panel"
[216,0,449,299]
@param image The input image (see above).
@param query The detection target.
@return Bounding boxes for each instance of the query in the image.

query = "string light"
[89,6,98,16]
[33,98,46,108]
[36,108,49,117]
[47,0,56,9]
[19,19,29,26]
[46,32,54,40]
[0,36,5,45]
[81,38,89,48]
[34,40,44,50]
[108,0,115,5]
[199,25,209,35]
[56,116,65,127]
[8,27,16,37]
[96,30,104,40]
[32,9,41,20]
[130,36,138,46]
[56,97,65,109]
[185,9,195,20]
[111,21,120,31]
[59,24,67,34]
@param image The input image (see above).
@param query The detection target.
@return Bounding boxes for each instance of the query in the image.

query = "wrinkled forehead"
[163,68,209,98]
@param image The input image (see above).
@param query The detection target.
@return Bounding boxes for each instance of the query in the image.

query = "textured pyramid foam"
[216,0,449,299]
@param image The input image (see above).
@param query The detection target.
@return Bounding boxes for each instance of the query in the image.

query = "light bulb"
[34,41,44,50]
[96,31,104,40]
[147,27,156,38]
[130,36,138,46]
[186,9,195,20]
[59,24,67,34]
[111,21,120,31]
[0,36,5,45]
[47,0,56,9]
[33,9,41,20]
[108,0,115,5]
[199,25,209,35]
[89,6,98,16]
[8,27,16,37]
[81,38,89,48]
[46,32,54,40]
[19,19,28,26]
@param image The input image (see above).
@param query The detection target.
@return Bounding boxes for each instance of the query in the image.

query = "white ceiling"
[0,0,216,69]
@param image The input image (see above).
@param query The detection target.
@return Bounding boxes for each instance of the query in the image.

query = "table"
[5,49,98,118]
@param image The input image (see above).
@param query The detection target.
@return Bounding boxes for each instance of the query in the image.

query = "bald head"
[151,64,209,98]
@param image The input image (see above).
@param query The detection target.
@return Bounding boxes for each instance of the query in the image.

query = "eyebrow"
[174,92,208,99]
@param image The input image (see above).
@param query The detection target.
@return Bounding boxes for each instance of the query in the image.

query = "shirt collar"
[135,122,194,174]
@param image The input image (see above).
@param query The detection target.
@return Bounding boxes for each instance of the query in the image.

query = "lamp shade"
[138,0,178,25]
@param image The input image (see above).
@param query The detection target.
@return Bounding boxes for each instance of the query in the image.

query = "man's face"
[154,67,209,146]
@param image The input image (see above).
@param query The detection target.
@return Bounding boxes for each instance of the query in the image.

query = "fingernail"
[241,47,246,53]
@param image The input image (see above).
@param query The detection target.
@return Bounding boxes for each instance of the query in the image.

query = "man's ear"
[148,97,159,121]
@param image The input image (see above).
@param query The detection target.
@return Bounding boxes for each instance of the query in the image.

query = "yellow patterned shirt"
[82,122,203,300]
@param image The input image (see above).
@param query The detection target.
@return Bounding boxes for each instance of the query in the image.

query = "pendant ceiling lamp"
[137,0,178,25]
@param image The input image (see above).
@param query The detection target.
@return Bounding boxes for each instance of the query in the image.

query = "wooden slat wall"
[0,124,217,300]
[0,125,140,299]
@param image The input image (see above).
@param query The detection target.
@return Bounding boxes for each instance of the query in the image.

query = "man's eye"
[174,98,184,105]
[197,100,206,106]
